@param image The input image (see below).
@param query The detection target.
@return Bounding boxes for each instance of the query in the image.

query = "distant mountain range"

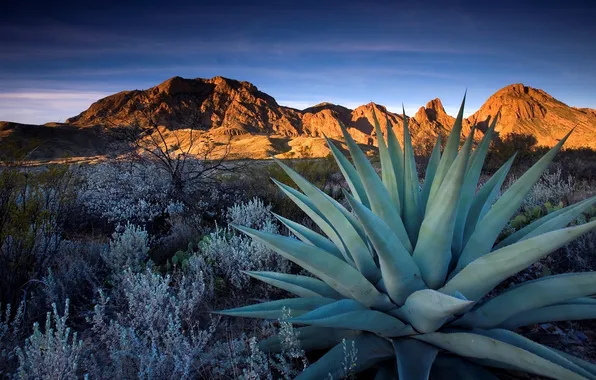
[1,76,595,161]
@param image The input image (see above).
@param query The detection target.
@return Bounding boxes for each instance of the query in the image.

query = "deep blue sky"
[1,0,595,124]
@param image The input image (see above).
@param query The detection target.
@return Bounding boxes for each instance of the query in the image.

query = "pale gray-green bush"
[102,222,150,277]
[15,300,84,380]
[1,301,24,377]
[200,198,291,292]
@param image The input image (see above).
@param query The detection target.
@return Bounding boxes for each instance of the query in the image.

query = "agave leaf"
[290,308,412,337]
[372,108,401,214]
[558,297,596,305]
[373,362,398,379]
[456,129,574,272]
[501,304,596,329]
[467,111,499,170]
[395,289,473,333]
[295,334,394,380]
[402,107,422,243]
[243,271,344,299]
[217,297,335,319]
[420,135,442,214]
[431,355,500,380]
[550,348,596,377]
[470,329,596,380]
[415,331,585,380]
[233,225,396,311]
[425,94,466,213]
[413,130,472,288]
[339,122,413,253]
[442,220,596,301]
[290,298,367,317]
[385,117,405,213]
[461,153,517,248]
[392,339,438,380]
[324,135,370,208]
[318,187,370,246]
[456,272,596,328]
[272,179,352,263]
[345,191,426,305]
[453,120,497,254]
[273,159,381,282]
[273,212,344,259]
[495,195,596,249]
[259,326,360,353]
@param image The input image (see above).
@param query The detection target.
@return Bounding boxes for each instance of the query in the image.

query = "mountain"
[66,76,304,137]
[468,84,596,148]
[2,77,595,161]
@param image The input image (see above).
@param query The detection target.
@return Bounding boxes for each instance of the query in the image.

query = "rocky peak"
[156,76,199,95]
[303,102,352,115]
[414,98,447,123]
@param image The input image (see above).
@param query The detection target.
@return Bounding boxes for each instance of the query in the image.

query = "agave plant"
[219,96,596,379]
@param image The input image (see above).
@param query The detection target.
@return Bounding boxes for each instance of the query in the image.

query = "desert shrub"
[88,258,215,380]
[0,164,78,306]
[517,167,575,210]
[0,300,25,377]
[199,198,291,294]
[102,222,150,278]
[79,159,241,258]
[41,239,105,313]
[485,132,540,172]
[15,300,84,380]
[202,309,307,379]
[552,147,596,181]
[226,197,275,229]
[559,230,596,272]
[79,161,175,226]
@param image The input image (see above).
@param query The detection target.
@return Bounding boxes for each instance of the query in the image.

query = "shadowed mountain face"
[2,77,596,161]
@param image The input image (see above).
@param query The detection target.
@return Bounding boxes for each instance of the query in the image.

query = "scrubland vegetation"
[1,130,595,379]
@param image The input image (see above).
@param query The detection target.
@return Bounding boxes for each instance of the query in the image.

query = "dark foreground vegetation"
[1,132,595,379]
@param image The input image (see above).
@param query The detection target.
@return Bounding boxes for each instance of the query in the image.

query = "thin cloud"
[0,29,494,60]
[0,90,111,124]
[0,91,110,100]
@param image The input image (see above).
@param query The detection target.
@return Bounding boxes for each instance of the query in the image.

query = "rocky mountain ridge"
[2,76,595,160]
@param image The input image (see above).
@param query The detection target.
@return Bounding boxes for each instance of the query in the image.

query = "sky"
[1,0,595,124]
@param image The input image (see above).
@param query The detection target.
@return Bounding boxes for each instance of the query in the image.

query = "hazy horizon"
[2,0,595,124]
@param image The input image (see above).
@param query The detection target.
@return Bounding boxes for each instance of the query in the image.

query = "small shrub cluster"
[199,198,292,295]
[79,161,176,225]
[87,262,215,380]
[15,300,84,380]
[102,222,150,278]
[517,167,575,211]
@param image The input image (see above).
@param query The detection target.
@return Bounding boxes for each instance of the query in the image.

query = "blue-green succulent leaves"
[219,96,596,380]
